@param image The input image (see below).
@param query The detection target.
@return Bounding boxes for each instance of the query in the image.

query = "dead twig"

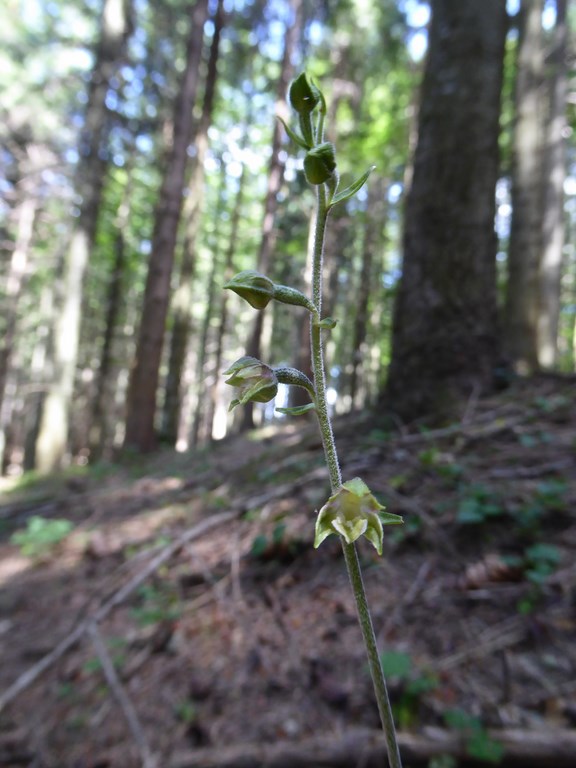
[88,621,157,768]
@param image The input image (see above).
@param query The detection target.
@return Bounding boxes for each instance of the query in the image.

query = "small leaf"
[330,165,375,208]
[276,116,311,150]
[275,403,316,416]
[315,317,338,329]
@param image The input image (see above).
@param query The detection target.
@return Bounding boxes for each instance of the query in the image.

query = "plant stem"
[342,542,403,768]
[309,182,403,768]
[310,185,341,490]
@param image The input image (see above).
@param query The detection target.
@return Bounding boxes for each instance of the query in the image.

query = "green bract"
[289,72,321,114]
[224,356,278,410]
[304,142,337,185]
[314,478,403,555]
[223,270,275,310]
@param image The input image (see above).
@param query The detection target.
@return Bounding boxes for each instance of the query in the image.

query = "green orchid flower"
[314,478,403,555]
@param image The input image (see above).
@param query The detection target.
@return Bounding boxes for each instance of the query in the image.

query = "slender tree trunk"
[89,177,133,461]
[383,0,507,420]
[537,0,568,368]
[124,0,209,452]
[206,147,249,440]
[241,0,302,429]
[0,189,37,469]
[350,178,388,409]
[189,162,227,446]
[161,0,224,443]
[34,0,133,472]
[505,0,545,374]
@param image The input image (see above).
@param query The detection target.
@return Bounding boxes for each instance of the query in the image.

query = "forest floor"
[0,375,575,768]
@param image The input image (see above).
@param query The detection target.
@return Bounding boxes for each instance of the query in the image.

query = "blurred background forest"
[2,2,576,767]
[1,0,574,476]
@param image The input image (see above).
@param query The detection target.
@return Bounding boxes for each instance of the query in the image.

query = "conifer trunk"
[537,0,568,368]
[124,0,209,452]
[34,0,133,472]
[383,0,506,420]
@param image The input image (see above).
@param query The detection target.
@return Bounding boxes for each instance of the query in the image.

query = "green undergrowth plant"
[11,515,73,559]
[223,73,404,767]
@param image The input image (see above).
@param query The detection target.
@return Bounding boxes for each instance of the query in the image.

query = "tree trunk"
[189,162,227,446]
[34,0,133,472]
[350,177,388,409]
[89,176,133,461]
[537,0,568,368]
[205,142,249,441]
[241,0,302,430]
[123,0,209,452]
[161,0,224,444]
[0,188,37,470]
[505,0,545,374]
[383,0,506,421]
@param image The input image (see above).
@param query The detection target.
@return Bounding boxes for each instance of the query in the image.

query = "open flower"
[314,478,403,555]
[224,356,278,411]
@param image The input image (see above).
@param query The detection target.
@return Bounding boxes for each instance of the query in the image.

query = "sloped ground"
[0,375,575,767]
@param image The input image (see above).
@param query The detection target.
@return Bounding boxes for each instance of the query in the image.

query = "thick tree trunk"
[537,0,568,368]
[123,0,209,452]
[241,0,302,430]
[161,0,224,444]
[383,0,506,421]
[505,0,545,374]
[34,0,133,472]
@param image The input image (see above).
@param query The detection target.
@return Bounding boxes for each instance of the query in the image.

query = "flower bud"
[304,143,337,185]
[314,478,403,555]
[224,271,275,310]
[289,73,321,115]
[224,356,278,411]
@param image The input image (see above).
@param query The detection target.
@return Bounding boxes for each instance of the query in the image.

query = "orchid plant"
[223,73,404,768]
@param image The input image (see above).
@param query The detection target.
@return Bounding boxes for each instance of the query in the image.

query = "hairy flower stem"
[342,542,403,768]
[310,184,403,768]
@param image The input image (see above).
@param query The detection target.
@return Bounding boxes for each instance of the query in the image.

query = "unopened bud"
[224,271,275,310]
[304,143,337,185]
[289,73,321,115]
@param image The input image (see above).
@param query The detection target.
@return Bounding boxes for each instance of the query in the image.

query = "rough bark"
[505,0,545,374]
[383,0,506,421]
[34,0,133,472]
[241,0,302,429]
[161,0,224,444]
[123,0,209,452]
[537,0,568,368]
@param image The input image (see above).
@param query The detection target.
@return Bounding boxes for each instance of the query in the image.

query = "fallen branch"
[168,725,576,768]
[0,510,238,713]
[88,621,157,768]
